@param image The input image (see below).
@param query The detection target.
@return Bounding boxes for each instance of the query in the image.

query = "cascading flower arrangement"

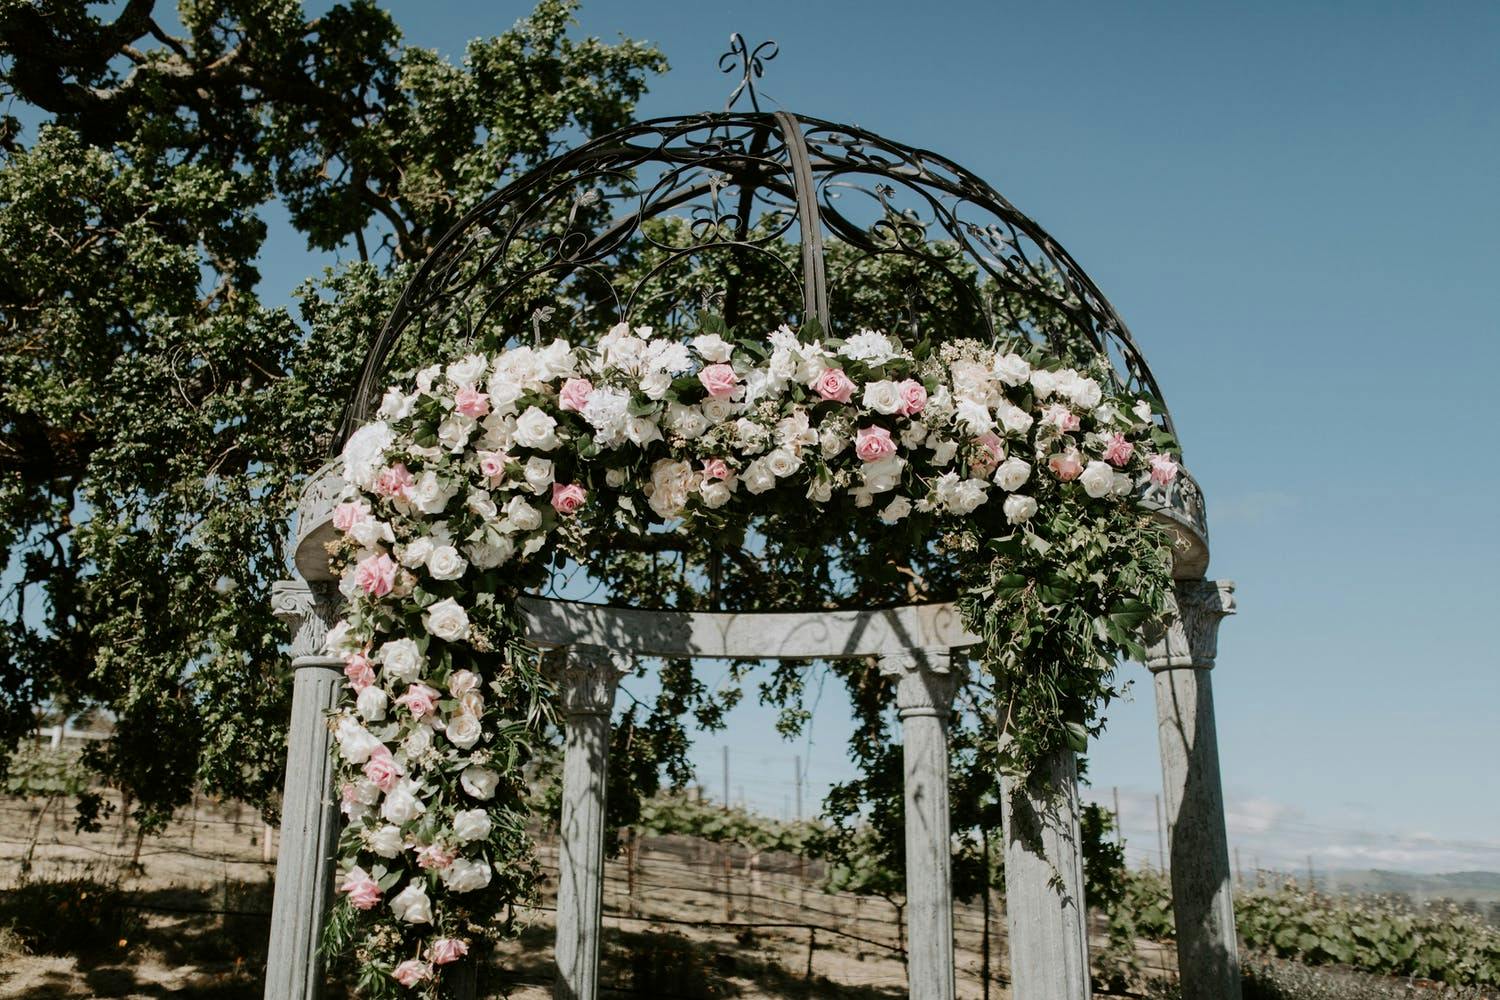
[321,318,1181,994]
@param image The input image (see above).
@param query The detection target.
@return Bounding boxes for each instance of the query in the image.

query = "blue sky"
[252,1,1499,873]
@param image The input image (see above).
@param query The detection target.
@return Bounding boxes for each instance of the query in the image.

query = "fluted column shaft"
[265,580,344,1000]
[554,644,627,1000]
[1148,579,1241,1000]
[882,648,959,1000]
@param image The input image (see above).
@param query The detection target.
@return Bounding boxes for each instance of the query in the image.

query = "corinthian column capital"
[554,643,630,717]
[270,579,343,667]
[879,647,959,720]
[1146,579,1236,673]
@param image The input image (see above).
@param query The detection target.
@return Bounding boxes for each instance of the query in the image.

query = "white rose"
[955,399,994,436]
[1068,376,1102,409]
[1113,472,1134,495]
[411,471,456,515]
[440,857,493,893]
[951,478,990,515]
[839,329,898,364]
[900,420,928,449]
[604,467,628,488]
[335,717,384,765]
[998,403,1035,435]
[452,808,492,843]
[583,388,630,447]
[700,479,735,508]
[448,669,481,696]
[700,397,735,424]
[639,369,672,400]
[465,537,514,569]
[486,372,523,415]
[446,712,482,749]
[1030,369,1059,399]
[502,495,543,533]
[368,824,405,859]
[356,686,388,722]
[460,765,499,801]
[733,418,770,454]
[861,455,903,494]
[689,333,734,362]
[414,364,442,394]
[402,725,433,759]
[1080,460,1116,499]
[993,353,1031,386]
[536,338,577,381]
[1003,493,1038,524]
[380,778,427,825]
[348,518,394,550]
[768,347,799,381]
[436,416,471,453]
[426,544,467,581]
[423,598,470,642]
[879,496,912,524]
[389,883,433,924]
[994,457,1032,492]
[646,459,695,518]
[806,478,833,503]
[625,414,662,447]
[377,388,416,421]
[447,353,488,388]
[340,421,394,489]
[764,448,801,479]
[522,456,554,495]
[466,489,498,520]
[663,402,707,440]
[323,620,356,656]
[741,457,776,495]
[861,380,904,415]
[399,536,435,570]
[513,406,560,451]
[929,438,958,466]
[1133,399,1155,425]
[379,639,424,684]
[819,427,848,459]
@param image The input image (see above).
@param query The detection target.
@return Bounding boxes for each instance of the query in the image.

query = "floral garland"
[321,320,1180,994]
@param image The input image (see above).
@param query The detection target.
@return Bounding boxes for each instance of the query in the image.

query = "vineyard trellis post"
[1148,580,1241,1000]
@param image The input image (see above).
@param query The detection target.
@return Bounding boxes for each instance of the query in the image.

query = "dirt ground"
[0,792,1174,998]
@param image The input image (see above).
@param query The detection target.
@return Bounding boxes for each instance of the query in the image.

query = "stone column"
[881,648,959,1000]
[1000,747,1092,1000]
[1148,580,1241,1000]
[554,644,628,1000]
[264,580,344,1000]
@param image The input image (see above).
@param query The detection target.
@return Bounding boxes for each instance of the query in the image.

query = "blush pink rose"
[416,843,456,871]
[854,426,897,463]
[551,483,587,515]
[701,458,730,481]
[453,385,490,418]
[477,450,509,484]
[341,870,382,911]
[896,379,928,416]
[363,748,401,791]
[814,368,856,403]
[1041,403,1081,432]
[428,937,470,966]
[355,553,398,597]
[1048,449,1084,482]
[1103,433,1135,467]
[375,463,415,501]
[344,653,376,693]
[1149,453,1179,486]
[558,377,594,412]
[391,960,432,987]
[971,433,1004,474]
[395,683,440,719]
[698,363,739,399]
[332,501,369,533]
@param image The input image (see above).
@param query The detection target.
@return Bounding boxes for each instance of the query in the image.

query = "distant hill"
[1322,869,1500,905]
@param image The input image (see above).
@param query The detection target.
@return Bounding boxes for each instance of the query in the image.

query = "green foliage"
[632,793,818,856]
[2,744,93,797]
[0,0,665,830]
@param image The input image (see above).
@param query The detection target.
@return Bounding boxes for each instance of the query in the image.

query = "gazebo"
[265,38,1240,1000]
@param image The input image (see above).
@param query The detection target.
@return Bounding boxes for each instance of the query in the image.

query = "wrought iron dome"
[339,36,1209,566]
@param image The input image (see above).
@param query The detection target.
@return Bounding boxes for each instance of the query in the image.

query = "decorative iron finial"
[719,33,778,112]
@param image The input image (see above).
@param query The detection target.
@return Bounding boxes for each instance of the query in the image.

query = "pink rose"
[332,501,368,533]
[341,870,382,911]
[971,433,1004,474]
[701,458,730,481]
[1048,449,1084,482]
[375,463,414,500]
[814,368,856,403]
[558,377,594,413]
[1103,433,1134,467]
[854,426,897,463]
[363,748,401,791]
[416,843,455,871]
[395,683,440,719]
[1149,453,1179,486]
[428,937,470,966]
[477,450,509,484]
[698,363,739,399]
[1041,403,1080,432]
[896,379,928,416]
[355,553,398,597]
[391,959,432,987]
[454,385,490,418]
[344,653,376,693]
[551,483,587,515]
